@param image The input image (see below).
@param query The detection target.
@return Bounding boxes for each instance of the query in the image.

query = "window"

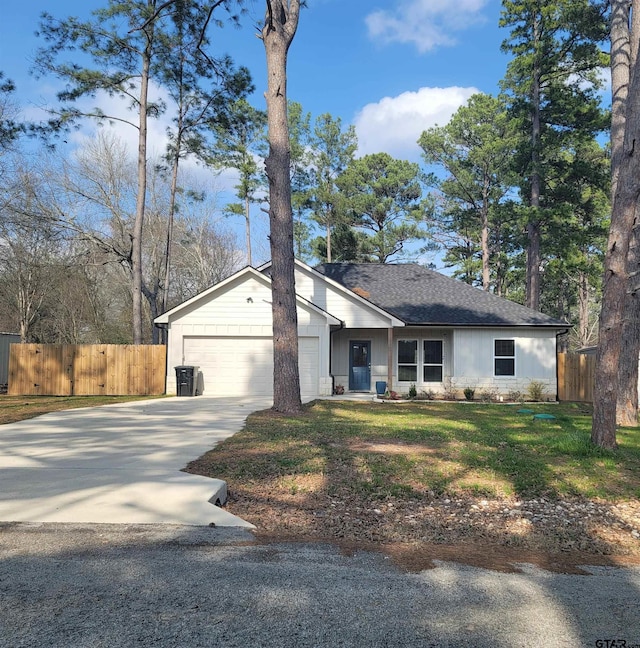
[494,339,515,376]
[398,340,417,381]
[423,340,443,382]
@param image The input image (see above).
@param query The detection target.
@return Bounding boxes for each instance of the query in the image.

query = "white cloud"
[354,86,479,159]
[567,67,612,96]
[68,80,173,161]
[366,0,489,53]
[65,81,245,195]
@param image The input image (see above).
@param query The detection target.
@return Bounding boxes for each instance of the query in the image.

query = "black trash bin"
[175,365,198,396]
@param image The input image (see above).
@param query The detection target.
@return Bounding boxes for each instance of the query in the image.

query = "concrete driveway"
[0,396,272,526]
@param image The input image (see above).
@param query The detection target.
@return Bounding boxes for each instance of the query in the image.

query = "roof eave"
[401,321,569,328]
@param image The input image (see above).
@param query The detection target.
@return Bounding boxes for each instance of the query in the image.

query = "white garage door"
[182,336,319,399]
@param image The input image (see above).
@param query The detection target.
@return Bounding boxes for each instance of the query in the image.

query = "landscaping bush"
[479,388,499,403]
[527,380,546,402]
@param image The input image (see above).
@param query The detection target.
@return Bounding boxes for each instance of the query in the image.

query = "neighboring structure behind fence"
[8,344,166,396]
[1,333,21,387]
[557,352,595,402]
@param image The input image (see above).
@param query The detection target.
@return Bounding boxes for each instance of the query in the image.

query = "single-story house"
[155,261,568,400]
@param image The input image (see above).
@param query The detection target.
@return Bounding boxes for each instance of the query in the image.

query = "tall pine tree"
[500,0,607,310]
[262,0,302,414]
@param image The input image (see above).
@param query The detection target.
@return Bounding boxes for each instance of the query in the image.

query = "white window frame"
[494,338,516,377]
[423,339,444,383]
[397,339,418,382]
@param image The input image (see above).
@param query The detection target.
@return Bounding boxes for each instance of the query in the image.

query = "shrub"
[419,389,436,400]
[463,387,475,401]
[408,383,417,399]
[527,380,546,402]
[507,389,523,403]
[479,387,499,403]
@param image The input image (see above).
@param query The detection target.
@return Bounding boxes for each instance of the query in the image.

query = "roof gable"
[314,263,567,328]
[259,259,405,327]
[155,266,340,325]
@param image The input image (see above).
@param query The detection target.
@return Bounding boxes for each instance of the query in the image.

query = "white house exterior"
[156,261,567,400]
[156,267,339,400]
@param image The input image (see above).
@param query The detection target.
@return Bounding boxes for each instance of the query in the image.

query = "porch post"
[387,327,393,392]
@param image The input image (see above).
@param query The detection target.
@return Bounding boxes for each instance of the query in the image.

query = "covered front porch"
[329,327,453,396]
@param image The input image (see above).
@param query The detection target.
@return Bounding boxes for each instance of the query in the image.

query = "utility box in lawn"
[175,366,198,397]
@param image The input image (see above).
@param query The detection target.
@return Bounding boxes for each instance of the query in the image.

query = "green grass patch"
[190,400,640,502]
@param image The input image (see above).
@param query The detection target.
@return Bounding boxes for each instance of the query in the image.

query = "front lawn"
[187,400,640,558]
[191,400,640,501]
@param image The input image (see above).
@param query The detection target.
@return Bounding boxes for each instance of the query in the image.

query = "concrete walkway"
[0,396,272,527]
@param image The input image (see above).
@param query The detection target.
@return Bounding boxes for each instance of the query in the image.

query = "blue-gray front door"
[349,341,371,391]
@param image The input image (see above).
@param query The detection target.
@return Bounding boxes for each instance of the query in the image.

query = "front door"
[349,341,371,391]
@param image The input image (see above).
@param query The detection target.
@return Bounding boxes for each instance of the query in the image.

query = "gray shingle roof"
[314,263,568,327]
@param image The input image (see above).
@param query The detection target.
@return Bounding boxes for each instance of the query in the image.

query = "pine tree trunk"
[611,0,630,197]
[578,271,590,348]
[142,281,161,344]
[481,175,490,291]
[161,142,180,325]
[132,16,153,345]
[245,194,252,266]
[526,221,541,310]
[593,175,638,447]
[616,287,640,426]
[526,16,542,311]
[608,0,639,429]
[593,4,640,446]
[263,0,302,414]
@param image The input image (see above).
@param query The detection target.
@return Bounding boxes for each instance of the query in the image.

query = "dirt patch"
[348,440,443,455]
[250,534,640,575]
[220,489,640,573]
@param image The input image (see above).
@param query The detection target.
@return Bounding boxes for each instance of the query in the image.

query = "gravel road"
[1,523,639,648]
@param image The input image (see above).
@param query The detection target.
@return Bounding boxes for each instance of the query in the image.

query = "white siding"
[169,274,318,327]
[293,266,396,328]
[165,273,333,397]
[329,326,559,399]
[450,328,558,397]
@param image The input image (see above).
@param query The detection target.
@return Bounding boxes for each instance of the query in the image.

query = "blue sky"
[1,0,514,264]
[3,0,509,160]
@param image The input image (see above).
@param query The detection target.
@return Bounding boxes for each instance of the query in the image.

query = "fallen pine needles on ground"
[186,400,640,561]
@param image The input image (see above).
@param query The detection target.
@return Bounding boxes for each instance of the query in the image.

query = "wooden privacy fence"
[8,344,166,396]
[557,352,595,403]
